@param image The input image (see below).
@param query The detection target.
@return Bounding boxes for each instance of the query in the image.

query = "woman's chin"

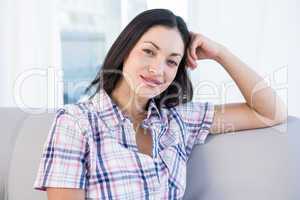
[135,88,161,99]
[136,91,157,99]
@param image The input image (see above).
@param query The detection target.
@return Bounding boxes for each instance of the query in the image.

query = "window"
[59,0,186,104]
[59,0,124,103]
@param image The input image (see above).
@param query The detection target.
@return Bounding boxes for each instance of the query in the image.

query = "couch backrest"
[0,108,53,200]
[1,107,299,200]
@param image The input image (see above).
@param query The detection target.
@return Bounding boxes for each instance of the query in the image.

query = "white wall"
[187,0,292,115]
[1,0,297,117]
[288,0,300,118]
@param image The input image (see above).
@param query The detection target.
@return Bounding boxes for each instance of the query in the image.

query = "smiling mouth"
[140,75,162,87]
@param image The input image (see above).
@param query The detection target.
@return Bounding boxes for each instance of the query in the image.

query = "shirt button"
[142,121,149,128]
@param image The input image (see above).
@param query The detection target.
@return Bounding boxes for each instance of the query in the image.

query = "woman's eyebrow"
[143,41,182,57]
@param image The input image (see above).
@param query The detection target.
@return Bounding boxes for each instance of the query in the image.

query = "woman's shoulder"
[53,98,98,128]
[169,100,214,113]
[51,99,101,137]
[57,98,96,116]
[167,100,215,122]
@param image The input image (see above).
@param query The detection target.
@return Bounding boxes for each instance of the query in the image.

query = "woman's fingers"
[190,33,204,60]
[186,32,202,69]
[186,49,197,69]
[186,49,194,68]
[190,39,198,60]
[189,46,196,61]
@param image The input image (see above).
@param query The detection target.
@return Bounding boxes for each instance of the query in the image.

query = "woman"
[34,9,287,199]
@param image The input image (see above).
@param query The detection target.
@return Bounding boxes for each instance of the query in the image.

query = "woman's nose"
[148,60,165,75]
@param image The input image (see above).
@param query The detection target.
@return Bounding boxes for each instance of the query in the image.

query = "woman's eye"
[143,49,154,56]
[168,60,178,66]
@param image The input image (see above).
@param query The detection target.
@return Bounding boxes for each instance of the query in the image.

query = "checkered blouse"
[34,88,215,199]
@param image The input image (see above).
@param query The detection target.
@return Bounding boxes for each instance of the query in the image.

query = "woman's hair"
[85,8,193,108]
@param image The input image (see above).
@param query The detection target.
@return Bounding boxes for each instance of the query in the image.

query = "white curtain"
[187,0,290,115]
[0,0,63,113]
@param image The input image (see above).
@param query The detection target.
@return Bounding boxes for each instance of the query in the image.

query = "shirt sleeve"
[33,106,88,191]
[175,101,215,158]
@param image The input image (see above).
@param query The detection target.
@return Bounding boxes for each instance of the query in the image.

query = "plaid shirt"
[34,89,215,199]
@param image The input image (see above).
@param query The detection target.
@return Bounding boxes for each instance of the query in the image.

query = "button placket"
[118,117,139,151]
[142,119,162,182]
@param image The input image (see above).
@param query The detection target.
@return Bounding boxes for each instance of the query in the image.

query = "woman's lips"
[140,75,162,87]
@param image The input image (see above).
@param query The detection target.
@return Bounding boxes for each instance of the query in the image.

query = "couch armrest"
[184,116,298,200]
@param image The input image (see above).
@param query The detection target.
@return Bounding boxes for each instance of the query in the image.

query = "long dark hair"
[84,8,193,109]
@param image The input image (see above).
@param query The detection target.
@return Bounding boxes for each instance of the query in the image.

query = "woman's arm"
[186,32,287,134]
[47,188,85,200]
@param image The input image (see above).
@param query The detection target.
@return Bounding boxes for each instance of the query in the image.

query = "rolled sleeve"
[176,101,215,158]
[33,106,88,191]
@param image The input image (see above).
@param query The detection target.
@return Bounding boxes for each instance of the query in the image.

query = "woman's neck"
[111,80,149,121]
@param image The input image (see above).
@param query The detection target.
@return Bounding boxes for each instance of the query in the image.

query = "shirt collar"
[91,88,167,130]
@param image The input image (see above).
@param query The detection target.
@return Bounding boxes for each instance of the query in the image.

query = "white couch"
[0,107,299,200]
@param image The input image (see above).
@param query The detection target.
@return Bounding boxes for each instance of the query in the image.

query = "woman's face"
[121,25,185,99]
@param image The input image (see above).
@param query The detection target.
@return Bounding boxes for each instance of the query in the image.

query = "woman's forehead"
[137,26,185,54]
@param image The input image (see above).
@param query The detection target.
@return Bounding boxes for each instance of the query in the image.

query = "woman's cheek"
[163,78,173,89]
[139,56,152,66]
[165,73,177,87]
